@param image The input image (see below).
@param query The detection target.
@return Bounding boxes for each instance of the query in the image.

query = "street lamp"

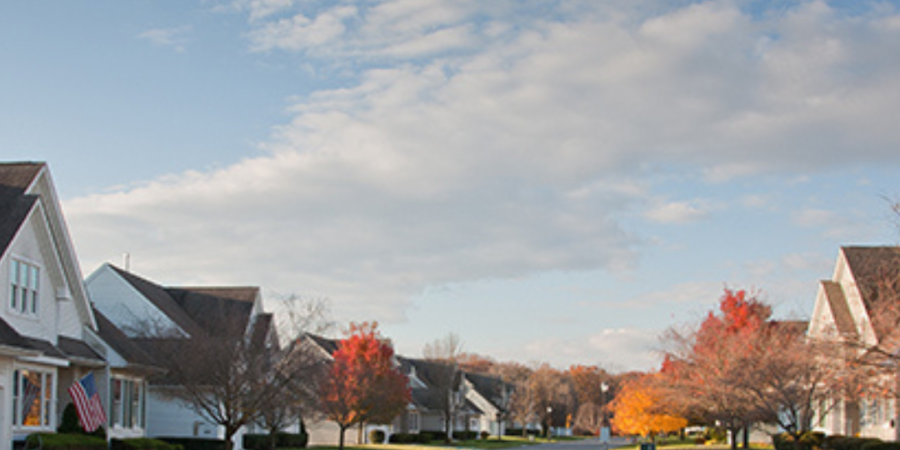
[601,382,610,450]
[546,406,552,438]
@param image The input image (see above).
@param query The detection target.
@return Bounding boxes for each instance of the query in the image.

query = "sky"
[3,0,900,372]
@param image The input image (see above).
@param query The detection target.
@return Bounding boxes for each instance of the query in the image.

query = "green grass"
[612,437,773,450]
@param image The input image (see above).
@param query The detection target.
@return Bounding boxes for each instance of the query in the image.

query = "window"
[12,369,54,428]
[110,377,144,429]
[9,259,39,315]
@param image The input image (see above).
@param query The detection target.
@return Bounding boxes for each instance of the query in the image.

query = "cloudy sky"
[3,0,900,372]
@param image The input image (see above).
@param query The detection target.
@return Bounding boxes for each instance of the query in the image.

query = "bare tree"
[528,364,574,438]
[423,333,464,442]
[137,297,327,450]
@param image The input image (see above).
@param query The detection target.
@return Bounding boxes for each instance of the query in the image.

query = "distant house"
[0,162,108,445]
[462,371,510,437]
[85,263,276,448]
[808,246,900,441]
[302,332,513,444]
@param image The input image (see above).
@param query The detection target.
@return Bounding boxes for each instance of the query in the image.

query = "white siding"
[87,265,182,336]
[146,389,220,439]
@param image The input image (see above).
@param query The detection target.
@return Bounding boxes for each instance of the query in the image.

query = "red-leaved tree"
[319,322,411,450]
[661,289,772,450]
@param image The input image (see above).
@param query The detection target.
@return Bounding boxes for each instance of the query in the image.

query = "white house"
[462,372,510,438]
[0,162,109,448]
[85,264,276,448]
[808,246,900,441]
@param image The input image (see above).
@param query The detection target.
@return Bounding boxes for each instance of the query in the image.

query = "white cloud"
[643,199,713,224]
[512,328,661,372]
[137,26,191,52]
[67,1,900,330]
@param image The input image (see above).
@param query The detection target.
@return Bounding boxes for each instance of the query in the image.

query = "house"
[85,263,278,448]
[462,371,510,437]
[90,307,160,440]
[808,246,900,441]
[0,162,109,447]
[302,332,514,443]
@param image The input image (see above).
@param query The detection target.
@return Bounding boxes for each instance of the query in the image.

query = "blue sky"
[3,0,900,371]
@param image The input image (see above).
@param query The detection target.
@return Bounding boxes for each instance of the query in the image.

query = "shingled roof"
[0,162,43,258]
[464,371,510,412]
[0,315,104,364]
[93,308,158,370]
[820,280,858,339]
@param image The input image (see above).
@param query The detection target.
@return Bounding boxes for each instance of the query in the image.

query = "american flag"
[68,372,107,432]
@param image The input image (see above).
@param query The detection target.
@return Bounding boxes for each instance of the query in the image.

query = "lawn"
[612,437,773,450]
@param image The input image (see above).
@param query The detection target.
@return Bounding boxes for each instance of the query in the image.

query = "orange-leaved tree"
[319,322,410,450]
[610,372,686,441]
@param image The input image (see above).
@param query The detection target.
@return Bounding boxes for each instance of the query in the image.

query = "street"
[523,437,633,450]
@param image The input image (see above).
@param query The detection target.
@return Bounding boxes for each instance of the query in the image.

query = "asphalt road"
[524,437,633,450]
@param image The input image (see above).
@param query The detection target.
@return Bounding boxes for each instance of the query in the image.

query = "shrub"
[705,428,727,444]
[111,438,183,450]
[825,436,882,450]
[56,404,107,440]
[243,435,274,450]
[369,430,386,445]
[428,431,446,441]
[454,431,477,440]
[276,432,307,449]
[504,428,539,436]
[480,431,490,440]
[861,442,900,450]
[157,437,226,450]
[388,433,413,444]
[772,432,826,450]
[418,433,434,444]
[26,433,107,450]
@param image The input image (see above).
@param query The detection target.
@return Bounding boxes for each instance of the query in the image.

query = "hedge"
[157,437,226,450]
[504,428,539,436]
[388,433,433,444]
[111,438,183,450]
[25,433,107,450]
[861,442,900,450]
[825,436,883,450]
[453,431,477,440]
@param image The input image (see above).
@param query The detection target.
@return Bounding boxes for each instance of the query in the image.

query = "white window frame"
[12,367,55,430]
[9,258,40,316]
[110,376,145,430]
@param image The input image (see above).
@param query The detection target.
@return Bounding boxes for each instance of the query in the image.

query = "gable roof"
[841,246,900,339]
[93,307,158,369]
[0,161,97,331]
[105,265,262,339]
[168,287,256,337]
[464,371,510,412]
[397,356,459,411]
[820,280,858,338]
[303,332,340,358]
[177,287,259,304]
[0,162,44,260]
[107,265,207,337]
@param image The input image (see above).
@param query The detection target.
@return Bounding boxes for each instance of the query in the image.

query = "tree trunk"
[267,428,278,450]
[339,424,347,450]
[742,425,749,449]
[444,413,451,443]
[357,422,364,444]
[224,425,238,450]
[730,426,740,450]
